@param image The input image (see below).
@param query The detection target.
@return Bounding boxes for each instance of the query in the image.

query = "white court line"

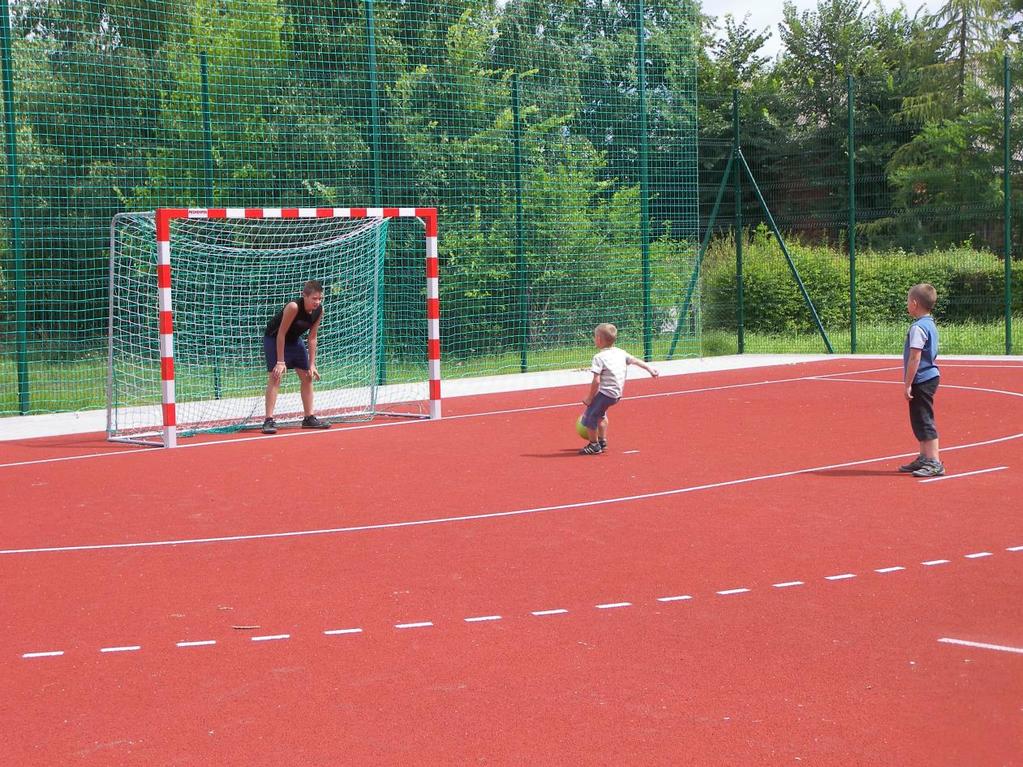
[1009,545,1023,552]
[532,609,568,616]
[22,651,64,658]
[4,375,1022,557]
[595,602,632,610]
[324,628,363,636]
[717,588,750,596]
[965,552,994,559]
[100,645,140,653]
[176,640,216,648]
[825,573,856,581]
[875,566,905,573]
[395,622,433,630]
[920,466,1008,484]
[773,581,804,588]
[656,595,693,602]
[938,638,1023,655]
[464,615,502,623]
[251,634,290,642]
[922,559,950,566]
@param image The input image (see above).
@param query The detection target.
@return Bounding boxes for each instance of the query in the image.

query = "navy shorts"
[582,392,619,429]
[264,336,310,371]
[909,376,939,441]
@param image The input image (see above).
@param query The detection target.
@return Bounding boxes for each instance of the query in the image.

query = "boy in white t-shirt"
[579,323,659,455]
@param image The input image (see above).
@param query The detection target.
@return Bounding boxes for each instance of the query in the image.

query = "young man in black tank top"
[261,280,332,434]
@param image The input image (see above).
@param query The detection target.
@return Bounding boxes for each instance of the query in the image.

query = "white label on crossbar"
[399,207,417,217]
[187,208,209,218]
[367,207,384,217]
[298,208,318,218]
[264,208,282,218]
[225,208,246,218]
[332,207,351,217]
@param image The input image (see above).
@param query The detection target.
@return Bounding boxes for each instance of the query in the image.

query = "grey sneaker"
[302,414,331,429]
[261,418,277,435]
[898,455,926,473]
[598,439,607,450]
[912,460,945,478]
[579,441,603,455]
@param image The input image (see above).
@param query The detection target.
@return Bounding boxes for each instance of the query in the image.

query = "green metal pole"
[365,0,385,385]
[512,73,528,373]
[848,74,857,354]
[1,5,28,413]
[636,0,652,361]
[365,0,382,206]
[1004,55,1013,355]
[738,149,834,353]
[733,90,744,354]
[200,50,221,399]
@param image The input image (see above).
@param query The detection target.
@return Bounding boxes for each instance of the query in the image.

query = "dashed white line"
[464,615,502,623]
[324,628,363,636]
[176,640,216,648]
[532,609,569,616]
[656,595,693,602]
[717,588,750,596]
[22,651,64,659]
[773,581,804,588]
[100,645,141,653]
[1009,545,1023,552]
[938,638,1023,655]
[875,566,905,573]
[922,559,950,566]
[595,602,632,610]
[965,552,993,559]
[825,573,856,581]
[395,622,433,630]
[250,634,290,642]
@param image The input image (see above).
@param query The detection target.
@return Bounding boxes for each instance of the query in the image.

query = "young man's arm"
[582,373,600,405]
[904,348,922,401]
[272,302,299,382]
[307,314,322,382]
[626,353,660,377]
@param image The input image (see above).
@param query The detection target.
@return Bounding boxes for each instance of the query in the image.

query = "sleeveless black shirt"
[264,296,322,342]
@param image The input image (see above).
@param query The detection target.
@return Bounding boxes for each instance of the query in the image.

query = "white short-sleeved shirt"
[907,324,928,349]
[590,346,629,399]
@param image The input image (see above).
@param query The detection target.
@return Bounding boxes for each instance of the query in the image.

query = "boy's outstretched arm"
[626,354,660,378]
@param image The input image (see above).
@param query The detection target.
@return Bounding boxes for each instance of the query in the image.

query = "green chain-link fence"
[0,0,1019,419]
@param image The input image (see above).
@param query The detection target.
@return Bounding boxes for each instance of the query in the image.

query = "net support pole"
[636,0,653,361]
[155,209,178,448]
[733,91,744,354]
[847,74,857,354]
[512,72,528,373]
[1004,54,1013,355]
[1,5,28,413]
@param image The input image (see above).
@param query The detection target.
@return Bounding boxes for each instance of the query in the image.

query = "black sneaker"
[302,415,331,429]
[579,441,603,455]
[261,418,277,435]
[898,455,926,473]
[912,459,945,478]
[598,439,607,450]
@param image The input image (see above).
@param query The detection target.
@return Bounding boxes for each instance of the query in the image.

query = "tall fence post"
[733,90,744,354]
[364,0,386,385]
[848,75,857,354]
[1004,54,1013,355]
[200,50,221,398]
[512,72,528,373]
[636,0,652,360]
[1,4,28,413]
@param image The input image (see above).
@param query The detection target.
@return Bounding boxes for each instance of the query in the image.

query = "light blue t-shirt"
[903,315,939,384]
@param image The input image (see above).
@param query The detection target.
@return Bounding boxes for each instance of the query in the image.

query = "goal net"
[107,207,441,447]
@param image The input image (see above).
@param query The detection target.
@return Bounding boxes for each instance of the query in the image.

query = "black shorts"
[263,336,310,371]
[909,376,939,441]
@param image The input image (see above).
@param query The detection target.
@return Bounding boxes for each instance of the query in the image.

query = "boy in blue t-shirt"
[899,283,943,477]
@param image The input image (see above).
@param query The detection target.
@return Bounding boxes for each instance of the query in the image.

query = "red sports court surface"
[1,357,1021,766]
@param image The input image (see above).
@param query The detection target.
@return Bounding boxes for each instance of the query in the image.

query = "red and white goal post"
[107,206,441,448]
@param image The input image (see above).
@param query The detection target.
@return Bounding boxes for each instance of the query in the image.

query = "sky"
[706,0,944,56]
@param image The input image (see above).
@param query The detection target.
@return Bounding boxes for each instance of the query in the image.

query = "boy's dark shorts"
[582,392,619,429]
[263,336,310,371]
[909,376,939,441]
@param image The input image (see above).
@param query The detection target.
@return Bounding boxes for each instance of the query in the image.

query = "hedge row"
[703,232,1022,333]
